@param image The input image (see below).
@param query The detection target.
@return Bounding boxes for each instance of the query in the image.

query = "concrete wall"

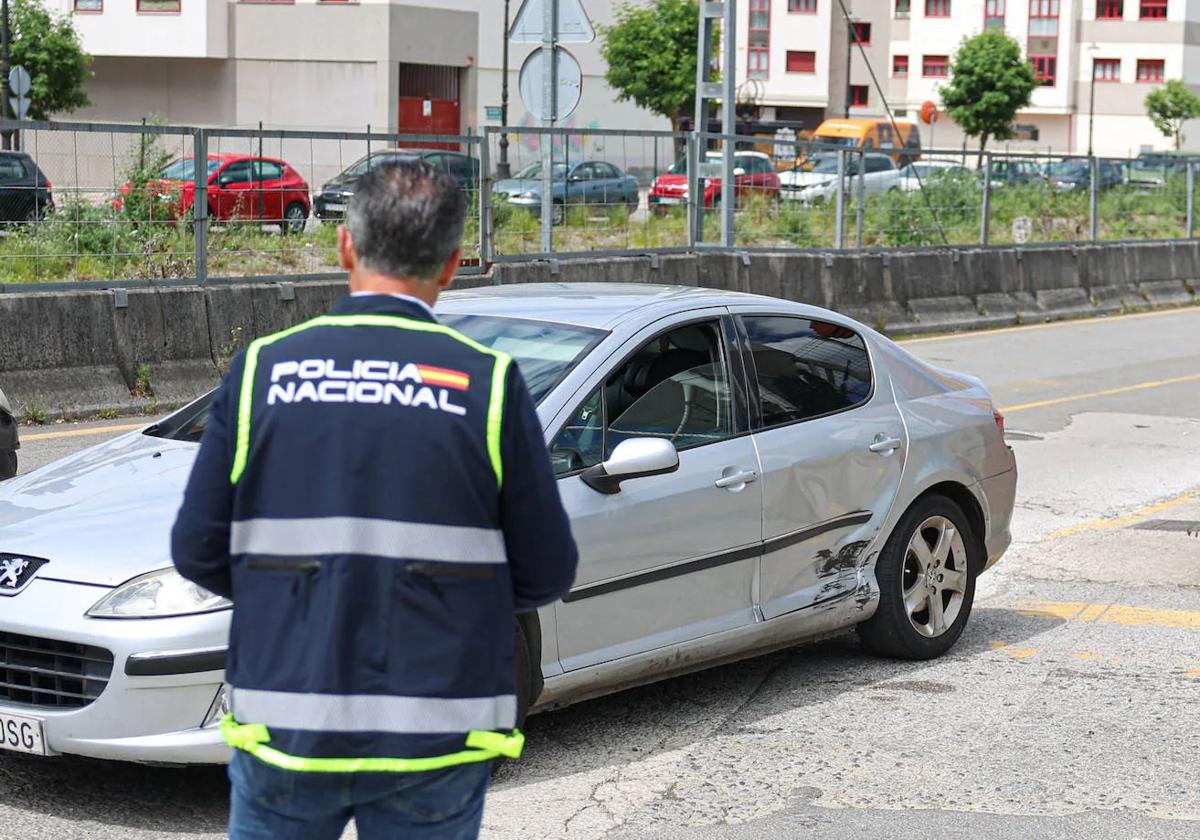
[1,242,1195,419]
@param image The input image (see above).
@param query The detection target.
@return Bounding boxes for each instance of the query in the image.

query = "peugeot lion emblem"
[0,554,47,595]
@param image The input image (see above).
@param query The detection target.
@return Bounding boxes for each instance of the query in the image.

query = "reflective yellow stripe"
[488,354,510,488]
[220,715,524,773]
[228,314,511,486]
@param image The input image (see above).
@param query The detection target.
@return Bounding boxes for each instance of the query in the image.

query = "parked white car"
[897,160,975,192]
[781,153,900,204]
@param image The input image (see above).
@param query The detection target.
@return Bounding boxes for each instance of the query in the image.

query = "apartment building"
[48,0,660,135]
[735,0,1196,156]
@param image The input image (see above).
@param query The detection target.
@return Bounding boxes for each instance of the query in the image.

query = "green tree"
[11,0,92,120]
[599,0,703,132]
[1144,79,1200,149]
[939,30,1036,152]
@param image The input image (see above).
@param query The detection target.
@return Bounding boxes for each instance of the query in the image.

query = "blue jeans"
[227,750,492,840]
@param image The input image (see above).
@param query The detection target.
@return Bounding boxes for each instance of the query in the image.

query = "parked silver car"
[781,152,900,203]
[0,284,1016,764]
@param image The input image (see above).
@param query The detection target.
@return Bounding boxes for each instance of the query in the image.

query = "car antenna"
[836,0,950,247]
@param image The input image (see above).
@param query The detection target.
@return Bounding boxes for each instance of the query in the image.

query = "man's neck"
[349,270,438,309]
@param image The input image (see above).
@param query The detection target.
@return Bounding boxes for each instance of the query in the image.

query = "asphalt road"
[2,306,1199,839]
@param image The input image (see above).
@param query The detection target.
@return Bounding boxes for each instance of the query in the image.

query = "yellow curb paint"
[19,422,146,442]
[1000,372,1200,415]
[1016,600,1200,631]
[1042,491,1197,542]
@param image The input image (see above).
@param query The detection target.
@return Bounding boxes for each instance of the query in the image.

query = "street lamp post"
[497,0,512,179]
[1087,43,1099,158]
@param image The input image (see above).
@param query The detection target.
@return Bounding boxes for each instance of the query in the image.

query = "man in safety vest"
[171,160,578,839]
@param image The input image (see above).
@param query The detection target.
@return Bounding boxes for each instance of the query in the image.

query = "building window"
[893,54,909,77]
[1136,59,1165,81]
[984,0,1005,28]
[926,0,950,16]
[1139,0,1167,17]
[749,0,770,79]
[1031,55,1057,85]
[851,22,872,44]
[786,50,817,73]
[895,0,911,13]
[1093,58,1121,81]
[1029,0,1059,36]
[850,85,869,107]
[788,0,817,12]
[922,55,949,77]
[74,0,102,10]
[1096,0,1123,18]
[137,0,180,9]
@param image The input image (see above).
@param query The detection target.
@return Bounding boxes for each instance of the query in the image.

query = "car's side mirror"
[733,167,747,176]
[581,438,680,495]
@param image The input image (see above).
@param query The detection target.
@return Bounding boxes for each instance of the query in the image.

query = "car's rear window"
[146,315,605,443]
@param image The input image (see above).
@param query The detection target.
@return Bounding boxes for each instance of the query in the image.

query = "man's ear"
[435,248,461,293]
[337,226,356,272]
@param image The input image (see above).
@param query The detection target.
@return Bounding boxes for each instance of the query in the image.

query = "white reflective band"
[231,688,518,734]
[230,517,507,564]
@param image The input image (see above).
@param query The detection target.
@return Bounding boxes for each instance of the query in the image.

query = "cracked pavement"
[2,307,1198,839]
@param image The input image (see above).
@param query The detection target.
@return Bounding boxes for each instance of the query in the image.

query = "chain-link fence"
[0,119,1196,289]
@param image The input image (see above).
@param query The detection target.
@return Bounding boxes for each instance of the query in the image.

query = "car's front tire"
[1,450,16,480]
[282,202,308,236]
[858,495,979,660]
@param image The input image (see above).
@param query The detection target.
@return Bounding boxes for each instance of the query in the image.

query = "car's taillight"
[993,407,1005,434]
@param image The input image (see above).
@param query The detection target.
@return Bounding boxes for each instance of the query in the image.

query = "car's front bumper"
[313,195,351,220]
[0,578,231,764]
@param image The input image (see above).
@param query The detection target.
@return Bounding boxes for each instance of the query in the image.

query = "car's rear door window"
[740,316,872,428]
[0,158,25,183]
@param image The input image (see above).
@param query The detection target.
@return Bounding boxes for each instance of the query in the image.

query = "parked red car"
[116,154,311,233]
[648,150,780,210]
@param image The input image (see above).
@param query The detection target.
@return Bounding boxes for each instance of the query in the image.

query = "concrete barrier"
[1,241,1195,420]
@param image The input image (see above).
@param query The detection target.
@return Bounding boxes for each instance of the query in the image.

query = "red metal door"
[398,63,461,150]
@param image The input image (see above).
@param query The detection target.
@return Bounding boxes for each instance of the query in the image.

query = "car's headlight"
[86,568,231,619]
[519,191,538,200]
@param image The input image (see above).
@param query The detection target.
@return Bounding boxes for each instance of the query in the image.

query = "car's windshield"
[812,136,861,148]
[809,155,842,174]
[1048,160,1088,177]
[159,158,222,181]
[514,162,569,180]
[146,315,606,443]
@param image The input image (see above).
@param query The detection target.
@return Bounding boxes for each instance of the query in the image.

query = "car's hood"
[0,430,197,587]
[321,175,359,193]
[495,178,561,196]
[780,170,831,188]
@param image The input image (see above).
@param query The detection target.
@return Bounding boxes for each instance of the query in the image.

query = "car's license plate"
[656,197,683,205]
[0,711,46,756]
[324,203,346,213]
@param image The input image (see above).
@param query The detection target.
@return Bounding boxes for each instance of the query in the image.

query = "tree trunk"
[978,134,990,170]
[1175,126,1183,150]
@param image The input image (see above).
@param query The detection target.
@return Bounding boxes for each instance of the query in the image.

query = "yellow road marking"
[899,305,1200,346]
[1042,491,1197,541]
[1185,668,1200,679]
[1017,600,1200,631]
[999,371,1200,414]
[988,640,1039,659]
[20,422,146,442]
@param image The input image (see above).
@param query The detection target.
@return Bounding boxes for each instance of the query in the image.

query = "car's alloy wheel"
[551,202,565,226]
[283,202,308,235]
[858,495,978,660]
[900,515,969,639]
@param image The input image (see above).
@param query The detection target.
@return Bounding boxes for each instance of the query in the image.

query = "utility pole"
[498,0,512,179]
[2,0,11,152]
[1087,44,1099,158]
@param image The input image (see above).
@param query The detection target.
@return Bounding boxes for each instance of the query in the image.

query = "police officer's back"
[171,162,578,839]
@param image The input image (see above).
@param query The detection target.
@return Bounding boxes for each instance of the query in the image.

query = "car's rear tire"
[1,450,16,481]
[282,202,308,236]
[857,495,979,660]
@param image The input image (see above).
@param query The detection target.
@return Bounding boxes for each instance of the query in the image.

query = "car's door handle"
[715,470,759,489]
[869,437,904,454]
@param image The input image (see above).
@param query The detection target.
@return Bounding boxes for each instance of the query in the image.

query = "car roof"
[436,283,784,330]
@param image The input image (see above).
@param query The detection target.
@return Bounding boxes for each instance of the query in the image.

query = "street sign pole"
[540,0,557,252]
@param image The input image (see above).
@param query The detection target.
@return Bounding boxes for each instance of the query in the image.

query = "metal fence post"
[721,132,735,248]
[194,127,208,285]
[854,148,865,250]
[834,148,846,250]
[479,130,493,268]
[688,131,701,247]
[1187,162,1195,238]
[980,152,992,246]
[1088,155,1099,241]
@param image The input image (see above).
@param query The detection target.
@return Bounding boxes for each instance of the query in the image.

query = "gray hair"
[345,160,467,281]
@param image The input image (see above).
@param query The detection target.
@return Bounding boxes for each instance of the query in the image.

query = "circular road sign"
[919,100,939,125]
[518,47,583,123]
[8,66,31,98]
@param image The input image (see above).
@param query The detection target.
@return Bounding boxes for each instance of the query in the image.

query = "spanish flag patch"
[415,364,471,391]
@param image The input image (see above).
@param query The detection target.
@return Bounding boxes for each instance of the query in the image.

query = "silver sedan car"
[0,284,1016,764]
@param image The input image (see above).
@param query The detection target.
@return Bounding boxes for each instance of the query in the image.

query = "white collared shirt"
[350,292,438,321]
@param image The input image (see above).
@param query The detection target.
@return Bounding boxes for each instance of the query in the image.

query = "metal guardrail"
[0,119,1195,291]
